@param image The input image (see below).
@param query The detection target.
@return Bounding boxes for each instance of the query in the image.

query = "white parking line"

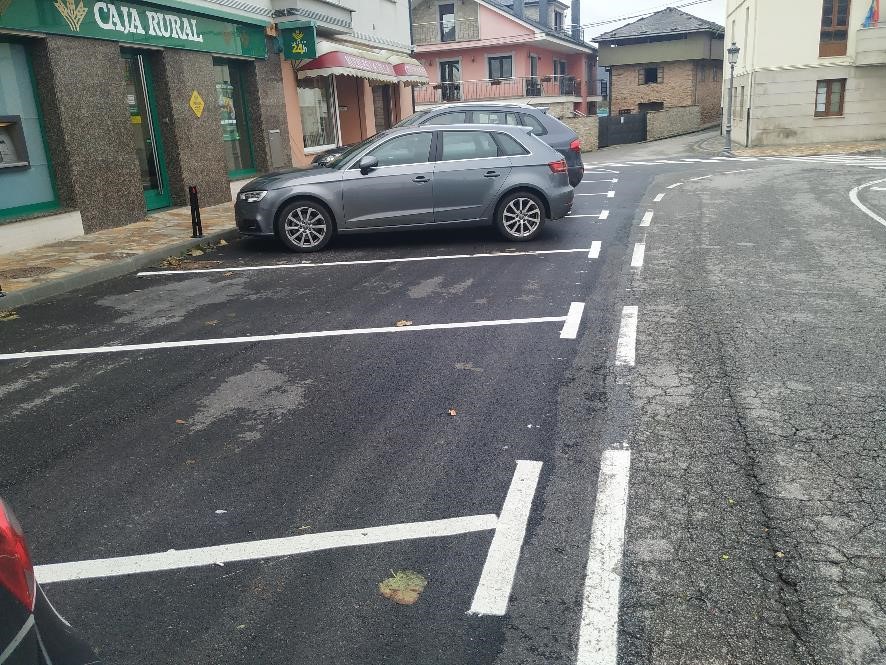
[871,186,886,191]
[630,243,646,268]
[469,460,543,616]
[0,309,580,362]
[580,179,618,184]
[849,177,886,229]
[690,175,711,181]
[640,211,653,227]
[566,210,608,220]
[666,183,683,189]
[560,302,586,339]
[36,514,499,584]
[653,193,665,202]
[588,241,602,259]
[615,306,638,366]
[576,449,631,665]
[138,248,598,277]
[575,191,615,198]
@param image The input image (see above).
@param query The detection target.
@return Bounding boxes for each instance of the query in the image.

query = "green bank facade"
[0,0,289,253]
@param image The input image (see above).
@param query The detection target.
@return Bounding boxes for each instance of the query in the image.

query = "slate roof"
[594,7,724,42]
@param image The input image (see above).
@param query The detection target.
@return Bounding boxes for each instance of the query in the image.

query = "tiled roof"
[594,7,724,42]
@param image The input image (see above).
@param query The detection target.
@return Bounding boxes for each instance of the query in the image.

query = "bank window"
[367,132,432,167]
[815,78,845,117]
[0,41,57,221]
[641,66,663,84]
[820,0,850,57]
[213,61,255,177]
[488,56,513,80]
[299,75,338,150]
[441,131,498,160]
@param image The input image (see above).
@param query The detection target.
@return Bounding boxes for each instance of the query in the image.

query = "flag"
[863,0,880,27]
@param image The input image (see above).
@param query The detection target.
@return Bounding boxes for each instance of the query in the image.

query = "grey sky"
[573,0,727,37]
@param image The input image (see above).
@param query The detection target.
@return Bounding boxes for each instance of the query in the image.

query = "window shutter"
[638,68,644,85]
[658,67,664,83]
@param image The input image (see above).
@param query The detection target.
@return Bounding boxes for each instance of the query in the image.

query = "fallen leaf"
[175,419,187,424]
[721,554,729,560]
[189,248,205,257]
[297,525,312,531]
[447,408,457,416]
[205,320,219,326]
[218,239,228,246]
[184,459,197,465]
[379,570,427,605]
[396,320,413,327]
[0,310,19,322]
[223,271,234,276]
[727,498,735,506]
[236,624,246,630]
[775,551,785,558]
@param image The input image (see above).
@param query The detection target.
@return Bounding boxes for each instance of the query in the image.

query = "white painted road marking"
[849,177,886,229]
[576,449,631,665]
[588,241,602,259]
[615,306,638,366]
[560,302,586,339]
[469,460,543,616]
[138,248,598,277]
[36,514,499,584]
[640,211,654,227]
[567,210,609,220]
[872,187,886,191]
[0,309,580,362]
[580,179,618,184]
[653,193,665,202]
[630,243,646,268]
[576,191,615,198]
[666,183,683,189]
[690,175,712,181]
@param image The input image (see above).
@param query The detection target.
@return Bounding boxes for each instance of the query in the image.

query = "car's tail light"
[569,139,581,152]
[549,159,568,174]
[0,499,36,611]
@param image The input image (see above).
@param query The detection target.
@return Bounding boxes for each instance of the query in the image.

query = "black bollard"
[188,185,203,238]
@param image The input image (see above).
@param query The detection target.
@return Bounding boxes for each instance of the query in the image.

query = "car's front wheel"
[495,191,545,241]
[275,200,334,252]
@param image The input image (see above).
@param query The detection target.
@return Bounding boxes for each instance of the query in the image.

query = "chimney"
[571,0,581,39]
[538,0,549,26]
[512,0,524,18]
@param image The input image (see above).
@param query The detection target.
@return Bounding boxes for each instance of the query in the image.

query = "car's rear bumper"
[568,164,584,187]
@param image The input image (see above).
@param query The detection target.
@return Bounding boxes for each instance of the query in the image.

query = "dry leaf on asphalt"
[0,310,19,322]
[379,570,427,605]
[175,419,187,424]
[218,239,228,246]
[447,409,457,416]
[189,248,204,257]
[395,320,413,327]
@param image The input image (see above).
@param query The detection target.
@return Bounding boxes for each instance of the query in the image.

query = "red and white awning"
[296,41,429,85]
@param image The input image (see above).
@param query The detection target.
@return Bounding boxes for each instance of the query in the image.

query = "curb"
[0,228,239,310]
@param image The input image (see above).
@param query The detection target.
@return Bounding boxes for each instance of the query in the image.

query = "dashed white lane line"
[615,306,638,367]
[588,241,602,259]
[576,449,632,665]
[560,302,586,339]
[138,248,599,276]
[723,169,755,174]
[871,186,886,191]
[666,182,683,189]
[469,460,543,616]
[640,211,654,227]
[575,191,616,198]
[0,309,583,361]
[630,243,646,268]
[653,193,665,202]
[690,175,712,181]
[36,514,500,584]
[849,177,886,229]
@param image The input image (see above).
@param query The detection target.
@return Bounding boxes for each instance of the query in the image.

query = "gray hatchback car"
[235,124,574,252]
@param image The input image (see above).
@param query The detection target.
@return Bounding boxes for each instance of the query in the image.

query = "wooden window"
[820,0,850,57]
[639,66,663,84]
[488,55,513,80]
[698,63,707,82]
[814,78,846,116]
[618,109,632,116]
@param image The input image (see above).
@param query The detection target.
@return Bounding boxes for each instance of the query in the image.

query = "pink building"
[410,0,602,114]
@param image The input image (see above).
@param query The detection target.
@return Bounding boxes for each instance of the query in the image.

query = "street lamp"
[724,41,741,155]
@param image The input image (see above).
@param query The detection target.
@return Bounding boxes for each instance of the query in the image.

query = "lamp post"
[724,41,741,155]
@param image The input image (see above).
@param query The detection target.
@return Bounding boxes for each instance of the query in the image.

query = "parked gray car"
[235,124,574,252]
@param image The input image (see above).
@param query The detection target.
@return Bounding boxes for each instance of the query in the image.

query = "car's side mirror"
[359,155,379,175]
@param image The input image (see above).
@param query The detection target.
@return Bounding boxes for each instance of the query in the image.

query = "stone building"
[595,7,724,124]
[724,0,886,147]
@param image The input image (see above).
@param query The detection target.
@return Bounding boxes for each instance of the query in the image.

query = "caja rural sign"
[0,0,266,58]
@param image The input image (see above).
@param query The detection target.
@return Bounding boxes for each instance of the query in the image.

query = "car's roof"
[422,102,545,112]
[385,123,535,135]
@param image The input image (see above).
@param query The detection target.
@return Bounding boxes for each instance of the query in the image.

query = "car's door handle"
[413,175,431,183]
[483,170,501,178]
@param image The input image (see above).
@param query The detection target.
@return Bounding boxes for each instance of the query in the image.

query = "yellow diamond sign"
[189,90,205,118]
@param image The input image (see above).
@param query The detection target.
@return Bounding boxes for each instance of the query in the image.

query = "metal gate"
[598,112,647,148]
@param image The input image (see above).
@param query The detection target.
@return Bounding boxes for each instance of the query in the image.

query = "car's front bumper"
[234,196,279,237]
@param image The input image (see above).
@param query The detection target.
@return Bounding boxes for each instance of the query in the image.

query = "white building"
[724,0,886,147]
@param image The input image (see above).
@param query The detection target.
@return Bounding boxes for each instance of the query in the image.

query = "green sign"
[0,0,267,58]
[280,24,316,60]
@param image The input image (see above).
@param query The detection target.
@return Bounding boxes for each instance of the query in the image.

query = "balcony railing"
[415,76,583,105]
[857,23,886,66]
[412,18,480,45]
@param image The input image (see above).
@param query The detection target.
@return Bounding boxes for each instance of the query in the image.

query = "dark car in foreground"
[314,102,585,187]
[1,498,98,665]
[236,124,574,252]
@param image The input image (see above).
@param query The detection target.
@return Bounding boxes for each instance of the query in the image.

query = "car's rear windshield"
[393,111,430,128]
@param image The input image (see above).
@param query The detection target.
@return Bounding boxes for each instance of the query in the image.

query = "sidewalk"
[694,132,886,156]
[0,202,238,310]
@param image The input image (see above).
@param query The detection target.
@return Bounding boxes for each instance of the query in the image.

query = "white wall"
[341,0,413,52]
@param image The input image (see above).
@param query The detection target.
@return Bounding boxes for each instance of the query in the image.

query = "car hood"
[242,167,340,192]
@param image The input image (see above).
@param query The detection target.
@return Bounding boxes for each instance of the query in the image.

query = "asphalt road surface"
[2,132,885,664]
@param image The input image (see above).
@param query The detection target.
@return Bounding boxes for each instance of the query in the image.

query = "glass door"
[440,60,460,102]
[122,52,171,210]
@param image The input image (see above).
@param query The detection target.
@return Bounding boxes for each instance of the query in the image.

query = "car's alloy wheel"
[276,201,334,252]
[498,194,544,240]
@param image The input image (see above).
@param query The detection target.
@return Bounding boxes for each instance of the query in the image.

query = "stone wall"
[562,116,598,152]
[646,105,703,141]
[611,60,697,115]
[30,36,144,233]
[531,101,574,119]
[245,44,290,172]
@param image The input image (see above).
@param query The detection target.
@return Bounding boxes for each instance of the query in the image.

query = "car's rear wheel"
[275,200,334,252]
[495,191,545,241]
